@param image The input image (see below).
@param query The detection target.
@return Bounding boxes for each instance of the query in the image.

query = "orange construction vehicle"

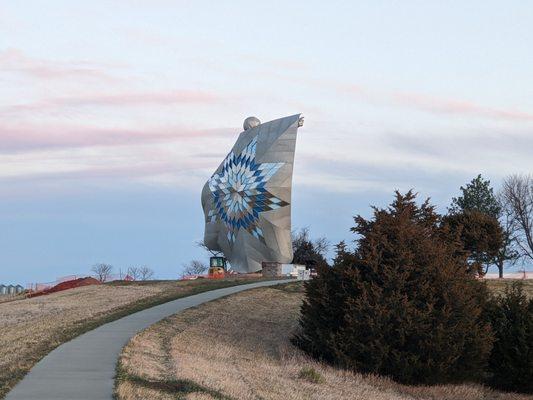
[208,256,227,279]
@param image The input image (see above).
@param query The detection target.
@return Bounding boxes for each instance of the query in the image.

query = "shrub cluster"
[295,191,533,392]
[443,210,504,275]
[294,191,494,384]
[486,282,533,393]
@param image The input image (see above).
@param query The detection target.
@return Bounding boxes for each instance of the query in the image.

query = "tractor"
[208,256,227,279]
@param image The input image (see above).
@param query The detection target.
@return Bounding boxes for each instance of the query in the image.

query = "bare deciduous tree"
[314,236,330,257]
[138,266,155,281]
[501,174,533,262]
[291,227,330,266]
[182,260,208,277]
[292,227,330,257]
[494,192,521,277]
[195,240,223,257]
[91,263,113,282]
[126,266,141,280]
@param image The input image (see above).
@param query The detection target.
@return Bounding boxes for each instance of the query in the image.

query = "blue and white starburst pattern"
[208,137,289,243]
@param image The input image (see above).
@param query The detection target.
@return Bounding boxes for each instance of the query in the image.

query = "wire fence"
[26,273,132,293]
[27,275,86,292]
[21,269,533,296]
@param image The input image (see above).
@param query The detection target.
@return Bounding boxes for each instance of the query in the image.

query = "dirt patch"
[28,276,101,298]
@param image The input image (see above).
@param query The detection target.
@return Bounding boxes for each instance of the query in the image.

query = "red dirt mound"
[29,277,101,298]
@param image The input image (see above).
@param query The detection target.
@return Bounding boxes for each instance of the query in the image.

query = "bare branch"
[501,174,533,261]
[181,260,208,277]
[138,266,155,281]
[313,236,330,257]
[91,263,113,283]
[126,266,140,280]
[195,240,223,257]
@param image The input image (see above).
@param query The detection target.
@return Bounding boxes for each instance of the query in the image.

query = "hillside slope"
[117,281,531,400]
[0,278,264,398]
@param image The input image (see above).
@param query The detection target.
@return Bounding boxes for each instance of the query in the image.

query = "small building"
[281,264,293,276]
[289,264,306,278]
[7,285,16,295]
[261,262,282,277]
[15,285,24,294]
[297,269,311,281]
[0,284,6,295]
[263,263,309,278]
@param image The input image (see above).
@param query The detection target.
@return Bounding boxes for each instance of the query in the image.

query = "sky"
[1,1,532,284]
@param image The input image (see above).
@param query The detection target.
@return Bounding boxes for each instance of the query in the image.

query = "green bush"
[486,282,533,393]
[294,191,493,384]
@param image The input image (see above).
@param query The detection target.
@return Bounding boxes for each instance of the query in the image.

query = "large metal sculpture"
[201,114,303,273]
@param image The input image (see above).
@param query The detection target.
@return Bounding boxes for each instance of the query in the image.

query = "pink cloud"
[391,92,533,122]
[0,89,220,117]
[0,90,220,115]
[0,123,234,153]
[0,48,119,81]
[53,90,218,107]
[318,77,533,123]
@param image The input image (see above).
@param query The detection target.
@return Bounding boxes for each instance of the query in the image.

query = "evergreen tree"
[449,174,517,277]
[295,191,493,384]
[486,282,533,393]
[449,174,501,217]
[443,210,504,275]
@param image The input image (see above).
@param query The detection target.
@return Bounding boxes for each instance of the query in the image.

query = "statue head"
[243,116,261,131]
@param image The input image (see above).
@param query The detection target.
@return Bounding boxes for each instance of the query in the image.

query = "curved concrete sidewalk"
[6,279,292,400]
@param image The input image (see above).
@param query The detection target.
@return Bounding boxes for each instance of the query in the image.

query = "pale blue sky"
[1,1,532,284]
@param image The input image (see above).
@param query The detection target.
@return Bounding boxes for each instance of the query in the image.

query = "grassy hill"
[486,278,533,296]
[0,277,266,399]
[116,280,532,400]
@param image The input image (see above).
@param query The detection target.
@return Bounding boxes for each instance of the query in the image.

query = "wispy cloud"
[328,81,533,123]
[0,90,220,116]
[257,70,533,123]
[391,91,533,122]
[240,53,309,71]
[0,145,217,196]
[53,91,218,107]
[0,48,119,81]
[0,162,173,183]
[0,123,233,153]
[293,124,533,196]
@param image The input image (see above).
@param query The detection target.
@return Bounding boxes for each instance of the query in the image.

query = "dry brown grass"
[485,279,533,297]
[0,294,26,305]
[117,282,532,400]
[0,277,266,399]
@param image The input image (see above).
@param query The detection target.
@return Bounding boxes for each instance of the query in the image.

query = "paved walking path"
[6,279,292,400]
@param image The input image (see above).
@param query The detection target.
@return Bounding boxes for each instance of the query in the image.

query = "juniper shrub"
[294,191,493,384]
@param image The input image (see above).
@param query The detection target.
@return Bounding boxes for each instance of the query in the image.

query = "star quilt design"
[207,137,289,243]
